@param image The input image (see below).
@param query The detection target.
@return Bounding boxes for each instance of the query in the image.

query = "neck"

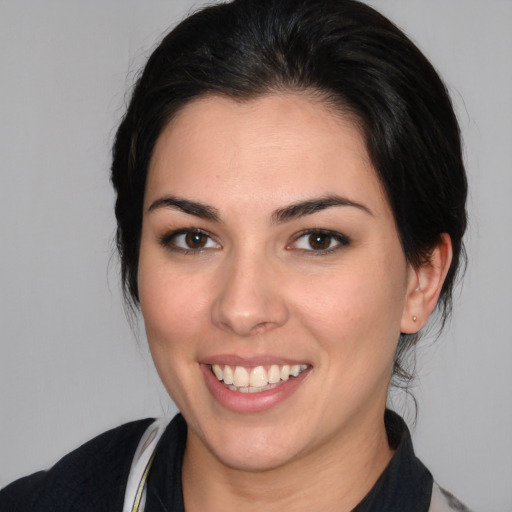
[182,408,394,512]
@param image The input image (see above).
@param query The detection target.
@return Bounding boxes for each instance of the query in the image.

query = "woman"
[0,0,472,510]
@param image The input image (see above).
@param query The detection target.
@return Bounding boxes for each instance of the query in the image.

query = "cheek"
[137,237,213,361]
[139,270,209,349]
[293,256,407,356]
[138,264,214,411]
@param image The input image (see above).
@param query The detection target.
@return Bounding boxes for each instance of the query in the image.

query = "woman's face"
[138,93,417,472]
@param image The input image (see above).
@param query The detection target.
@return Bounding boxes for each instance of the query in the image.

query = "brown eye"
[290,229,350,254]
[185,231,208,248]
[308,233,332,250]
[160,229,221,252]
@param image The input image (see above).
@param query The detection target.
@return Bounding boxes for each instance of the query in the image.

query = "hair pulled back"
[111,0,467,386]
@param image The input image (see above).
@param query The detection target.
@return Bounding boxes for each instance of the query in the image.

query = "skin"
[138,93,452,511]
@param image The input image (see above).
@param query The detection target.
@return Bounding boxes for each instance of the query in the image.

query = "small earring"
[412,316,417,322]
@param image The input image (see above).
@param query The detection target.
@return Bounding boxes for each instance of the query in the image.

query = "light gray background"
[0,1,510,511]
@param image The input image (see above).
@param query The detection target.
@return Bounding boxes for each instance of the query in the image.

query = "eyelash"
[159,228,351,255]
[288,229,351,255]
[159,228,220,255]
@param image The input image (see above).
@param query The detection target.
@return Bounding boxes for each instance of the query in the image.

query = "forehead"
[146,93,387,215]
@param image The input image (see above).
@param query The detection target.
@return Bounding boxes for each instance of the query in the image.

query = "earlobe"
[401,233,453,334]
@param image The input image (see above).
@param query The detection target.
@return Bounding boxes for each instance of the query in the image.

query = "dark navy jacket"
[0,411,471,511]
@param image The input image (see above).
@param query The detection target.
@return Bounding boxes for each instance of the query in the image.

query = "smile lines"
[211,364,309,393]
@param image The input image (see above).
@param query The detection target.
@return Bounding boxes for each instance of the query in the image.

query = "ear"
[400,233,453,334]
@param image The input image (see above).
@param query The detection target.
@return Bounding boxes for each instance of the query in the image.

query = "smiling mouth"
[210,364,309,393]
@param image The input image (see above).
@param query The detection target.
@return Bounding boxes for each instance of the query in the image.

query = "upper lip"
[201,354,311,367]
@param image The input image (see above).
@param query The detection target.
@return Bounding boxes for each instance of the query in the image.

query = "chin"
[194,419,309,473]
[215,441,301,473]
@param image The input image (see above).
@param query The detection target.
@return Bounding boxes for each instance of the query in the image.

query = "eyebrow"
[147,196,221,222]
[271,195,373,224]
[147,194,372,223]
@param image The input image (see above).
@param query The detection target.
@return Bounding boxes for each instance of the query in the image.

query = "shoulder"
[429,483,475,512]
[0,418,154,512]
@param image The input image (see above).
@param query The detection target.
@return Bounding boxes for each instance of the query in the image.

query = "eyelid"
[159,228,221,253]
[158,227,349,255]
[287,229,351,254]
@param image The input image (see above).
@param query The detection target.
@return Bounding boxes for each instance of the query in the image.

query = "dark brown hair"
[111,0,467,386]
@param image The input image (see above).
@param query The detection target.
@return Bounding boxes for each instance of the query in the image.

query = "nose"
[211,251,289,336]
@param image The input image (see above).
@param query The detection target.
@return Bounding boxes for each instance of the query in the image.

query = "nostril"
[211,296,289,336]
[210,257,290,335]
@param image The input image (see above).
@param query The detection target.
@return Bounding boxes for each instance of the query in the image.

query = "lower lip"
[200,364,311,413]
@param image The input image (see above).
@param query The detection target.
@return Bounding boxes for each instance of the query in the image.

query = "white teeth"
[268,364,281,384]
[249,366,267,387]
[223,365,234,385]
[210,363,308,392]
[233,366,250,387]
[290,364,301,377]
[280,364,290,381]
[212,364,223,380]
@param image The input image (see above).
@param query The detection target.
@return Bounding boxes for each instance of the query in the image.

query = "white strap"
[429,483,473,512]
[123,419,167,512]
